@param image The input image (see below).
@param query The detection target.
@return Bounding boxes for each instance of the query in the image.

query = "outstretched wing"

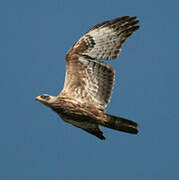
[67,16,139,60]
[60,16,139,110]
[61,55,114,111]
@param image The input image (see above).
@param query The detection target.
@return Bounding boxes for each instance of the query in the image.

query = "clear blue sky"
[0,0,179,179]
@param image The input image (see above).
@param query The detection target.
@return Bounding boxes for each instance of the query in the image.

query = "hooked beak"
[35,96,41,101]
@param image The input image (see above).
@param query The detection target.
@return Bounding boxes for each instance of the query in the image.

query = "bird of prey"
[36,16,140,140]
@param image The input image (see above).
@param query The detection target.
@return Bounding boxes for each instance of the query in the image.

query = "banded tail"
[102,114,138,134]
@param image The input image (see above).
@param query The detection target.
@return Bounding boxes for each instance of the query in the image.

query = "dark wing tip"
[88,16,139,33]
[98,134,106,140]
[77,125,106,140]
[92,130,106,140]
[129,127,139,134]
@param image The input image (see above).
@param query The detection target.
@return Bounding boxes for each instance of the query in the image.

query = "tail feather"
[102,114,138,134]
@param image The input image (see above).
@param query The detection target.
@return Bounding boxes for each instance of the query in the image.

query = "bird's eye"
[40,95,49,100]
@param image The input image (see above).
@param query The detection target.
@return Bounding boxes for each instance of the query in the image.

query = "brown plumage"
[36,16,140,140]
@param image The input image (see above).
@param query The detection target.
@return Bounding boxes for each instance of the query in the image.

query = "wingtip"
[100,136,106,140]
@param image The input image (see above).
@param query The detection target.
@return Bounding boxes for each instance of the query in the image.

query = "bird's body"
[36,16,140,140]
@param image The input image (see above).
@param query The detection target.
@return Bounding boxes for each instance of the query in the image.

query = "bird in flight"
[36,16,140,140]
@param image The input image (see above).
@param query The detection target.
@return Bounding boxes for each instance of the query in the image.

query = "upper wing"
[67,16,139,60]
[60,16,139,110]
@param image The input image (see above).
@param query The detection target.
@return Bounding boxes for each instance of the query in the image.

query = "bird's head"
[36,94,57,107]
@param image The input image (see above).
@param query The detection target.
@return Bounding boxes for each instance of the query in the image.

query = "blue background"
[1,0,179,179]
